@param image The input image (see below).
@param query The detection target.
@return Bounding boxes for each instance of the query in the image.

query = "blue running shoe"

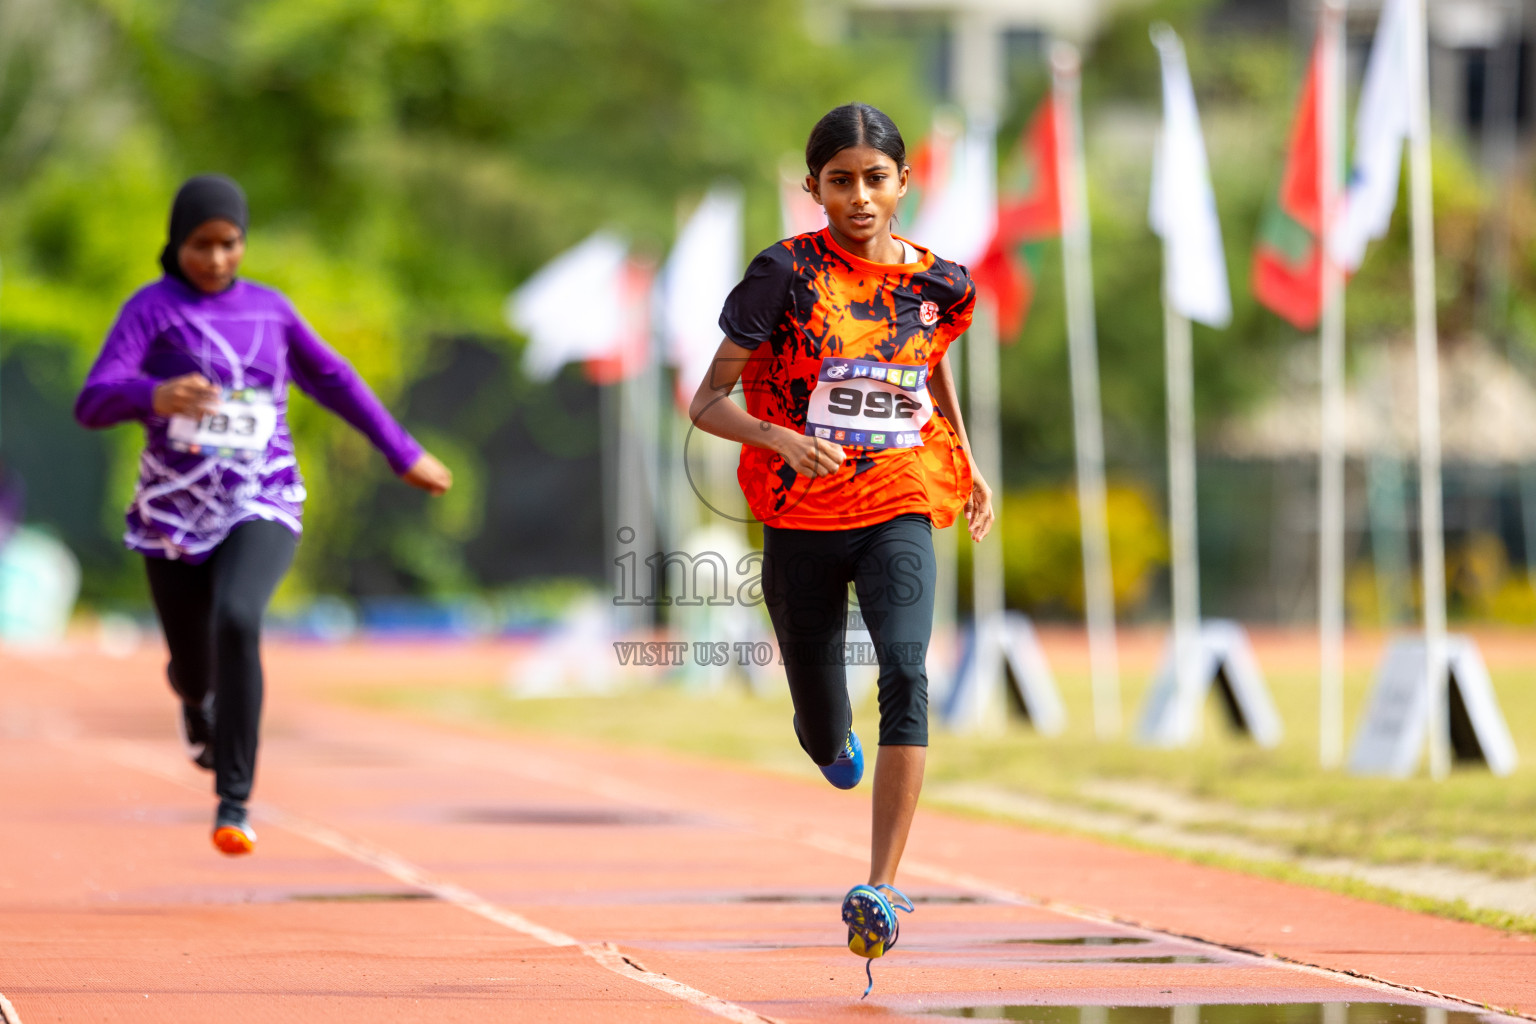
[841,882,914,998]
[819,730,864,790]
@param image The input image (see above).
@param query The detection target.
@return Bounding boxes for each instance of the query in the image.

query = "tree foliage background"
[0,0,927,603]
[3,0,1534,619]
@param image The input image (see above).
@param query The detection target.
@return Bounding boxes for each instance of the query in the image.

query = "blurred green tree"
[5,0,1535,620]
[0,0,925,602]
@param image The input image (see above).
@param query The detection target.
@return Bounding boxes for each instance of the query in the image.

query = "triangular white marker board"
[1349,635,1518,777]
[1136,619,1282,748]
[941,612,1008,732]
[1001,612,1066,735]
[941,612,1065,735]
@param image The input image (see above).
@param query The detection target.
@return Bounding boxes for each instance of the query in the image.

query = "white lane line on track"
[95,740,780,1024]
[0,990,25,1024]
[268,809,780,1024]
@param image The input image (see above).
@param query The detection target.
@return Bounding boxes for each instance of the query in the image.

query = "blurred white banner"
[507,232,631,382]
[1149,25,1231,329]
[661,187,743,407]
[1331,0,1412,272]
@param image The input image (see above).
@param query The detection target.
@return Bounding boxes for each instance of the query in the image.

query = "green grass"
[335,635,1536,932]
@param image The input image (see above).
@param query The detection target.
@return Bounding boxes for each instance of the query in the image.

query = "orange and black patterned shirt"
[718,228,975,531]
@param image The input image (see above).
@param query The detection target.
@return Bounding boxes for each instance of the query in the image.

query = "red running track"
[1,642,1532,1023]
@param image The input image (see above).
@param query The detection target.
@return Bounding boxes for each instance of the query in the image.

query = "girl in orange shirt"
[689,102,993,995]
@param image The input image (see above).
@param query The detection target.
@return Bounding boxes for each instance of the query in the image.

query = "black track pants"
[144,519,297,803]
[762,512,937,764]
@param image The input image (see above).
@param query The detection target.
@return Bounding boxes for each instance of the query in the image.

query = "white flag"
[1150,26,1231,329]
[908,115,997,266]
[661,186,743,406]
[1331,0,1412,271]
[506,233,630,382]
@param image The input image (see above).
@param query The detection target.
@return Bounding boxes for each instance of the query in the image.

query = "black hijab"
[159,174,249,289]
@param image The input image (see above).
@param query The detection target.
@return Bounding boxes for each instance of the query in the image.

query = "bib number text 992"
[827,387,923,420]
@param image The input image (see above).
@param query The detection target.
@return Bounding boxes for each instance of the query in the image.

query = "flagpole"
[954,9,1007,732]
[1318,0,1349,769]
[601,377,622,627]
[1150,23,1218,747]
[1163,296,1202,744]
[1405,0,1451,779]
[1051,42,1121,739]
[966,297,1008,730]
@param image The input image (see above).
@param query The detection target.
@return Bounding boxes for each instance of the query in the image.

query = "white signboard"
[0,527,80,647]
[942,612,1065,735]
[1349,635,1517,777]
[1136,619,1282,748]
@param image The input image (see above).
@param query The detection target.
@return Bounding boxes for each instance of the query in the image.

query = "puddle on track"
[288,891,439,903]
[922,1004,1500,1023]
[1033,956,1224,965]
[448,806,689,827]
[1008,937,1153,946]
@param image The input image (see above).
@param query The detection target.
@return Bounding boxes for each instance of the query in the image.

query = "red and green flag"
[974,98,1062,339]
[1252,45,1324,330]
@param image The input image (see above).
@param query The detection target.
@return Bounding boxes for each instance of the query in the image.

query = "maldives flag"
[1252,45,1323,330]
[974,98,1062,339]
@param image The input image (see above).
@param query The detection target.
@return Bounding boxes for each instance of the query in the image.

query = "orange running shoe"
[212,799,256,856]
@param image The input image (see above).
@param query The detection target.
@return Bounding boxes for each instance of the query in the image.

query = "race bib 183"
[804,356,932,450]
[167,388,278,456]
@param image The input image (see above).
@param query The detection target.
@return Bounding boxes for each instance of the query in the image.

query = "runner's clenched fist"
[153,372,222,418]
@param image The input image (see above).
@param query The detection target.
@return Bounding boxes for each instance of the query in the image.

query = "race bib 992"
[804,356,933,450]
[167,388,278,456]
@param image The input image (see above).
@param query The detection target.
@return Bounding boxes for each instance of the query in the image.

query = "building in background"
[840,0,1139,104]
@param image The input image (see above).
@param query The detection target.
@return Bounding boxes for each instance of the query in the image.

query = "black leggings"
[144,520,296,803]
[762,513,936,763]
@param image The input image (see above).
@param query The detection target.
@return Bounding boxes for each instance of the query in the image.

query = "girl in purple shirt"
[76,175,452,855]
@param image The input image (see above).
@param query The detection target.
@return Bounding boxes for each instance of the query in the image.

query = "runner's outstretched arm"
[284,305,452,495]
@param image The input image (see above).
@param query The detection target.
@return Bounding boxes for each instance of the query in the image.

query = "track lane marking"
[92,725,1532,1023]
[96,740,780,1024]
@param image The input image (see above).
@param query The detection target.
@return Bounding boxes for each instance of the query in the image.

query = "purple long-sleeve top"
[76,276,422,563]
